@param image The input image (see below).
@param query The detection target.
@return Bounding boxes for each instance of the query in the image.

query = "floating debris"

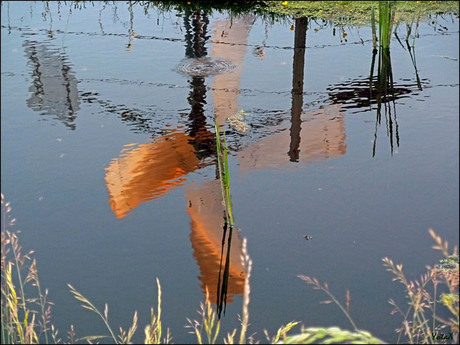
[227,109,250,133]
[252,46,266,59]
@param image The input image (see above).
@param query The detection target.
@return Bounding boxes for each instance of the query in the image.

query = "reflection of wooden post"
[288,17,308,162]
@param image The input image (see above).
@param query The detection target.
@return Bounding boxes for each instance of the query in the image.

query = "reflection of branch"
[126,1,136,50]
[98,3,107,35]
[79,91,156,134]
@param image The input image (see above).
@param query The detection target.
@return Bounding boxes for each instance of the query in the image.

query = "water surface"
[1,2,459,343]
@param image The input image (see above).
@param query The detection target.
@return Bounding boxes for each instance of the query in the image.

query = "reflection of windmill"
[104,9,216,219]
[104,10,252,313]
[24,40,80,130]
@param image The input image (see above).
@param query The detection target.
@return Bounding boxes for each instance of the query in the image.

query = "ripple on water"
[175,56,235,77]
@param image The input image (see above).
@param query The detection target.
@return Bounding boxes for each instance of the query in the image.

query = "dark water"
[1,2,459,343]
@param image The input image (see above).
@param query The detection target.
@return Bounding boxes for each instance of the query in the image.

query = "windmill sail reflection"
[105,130,202,219]
[185,180,245,310]
[238,104,346,170]
[210,15,254,125]
[24,40,80,130]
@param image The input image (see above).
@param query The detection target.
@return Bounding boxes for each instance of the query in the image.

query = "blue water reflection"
[1,2,458,344]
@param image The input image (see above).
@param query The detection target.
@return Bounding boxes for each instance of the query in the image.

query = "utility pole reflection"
[288,17,308,162]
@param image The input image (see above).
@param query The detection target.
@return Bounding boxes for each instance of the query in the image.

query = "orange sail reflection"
[105,130,200,218]
[237,104,347,171]
[210,15,254,125]
[185,180,245,303]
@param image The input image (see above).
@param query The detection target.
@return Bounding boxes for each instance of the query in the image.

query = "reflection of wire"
[6,1,11,34]
[98,3,107,35]
[42,2,55,38]
[126,2,137,50]
[60,3,72,52]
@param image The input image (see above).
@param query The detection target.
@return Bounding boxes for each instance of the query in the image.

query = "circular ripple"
[175,56,235,77]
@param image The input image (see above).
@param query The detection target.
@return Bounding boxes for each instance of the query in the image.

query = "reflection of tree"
[24,40,80,130]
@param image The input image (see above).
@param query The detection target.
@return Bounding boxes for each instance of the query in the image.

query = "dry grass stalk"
[297,275,358,332]
[1,193,53,344]
[186,288,221,344]
[382,229,458,344]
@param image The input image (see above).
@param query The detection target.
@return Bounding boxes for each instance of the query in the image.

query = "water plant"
[214,116,238,320]
[214,118,233,228]
[378,1,395,49]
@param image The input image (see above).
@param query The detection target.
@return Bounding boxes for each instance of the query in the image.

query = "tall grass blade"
[67,284,117,343]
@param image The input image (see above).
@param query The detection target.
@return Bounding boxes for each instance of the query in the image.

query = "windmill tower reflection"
[182,9,252,315]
